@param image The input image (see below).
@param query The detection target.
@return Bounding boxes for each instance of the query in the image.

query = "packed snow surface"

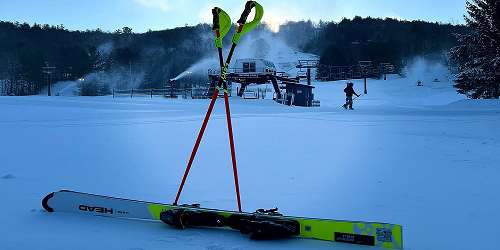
[1,74,499,250]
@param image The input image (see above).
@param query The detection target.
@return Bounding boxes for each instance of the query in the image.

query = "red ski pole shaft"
[223,91,242,212]
[173,89,219,205]
[218,27,243,212]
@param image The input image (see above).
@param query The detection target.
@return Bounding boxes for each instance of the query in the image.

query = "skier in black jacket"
[343,82,360,110]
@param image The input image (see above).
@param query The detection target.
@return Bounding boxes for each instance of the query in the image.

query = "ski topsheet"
[42,190,403,249]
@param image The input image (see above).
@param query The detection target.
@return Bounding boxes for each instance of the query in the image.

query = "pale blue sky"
[0,0,467,32]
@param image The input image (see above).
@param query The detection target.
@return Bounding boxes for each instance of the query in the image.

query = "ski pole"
[173,7,231,207]
[219,1,263,212]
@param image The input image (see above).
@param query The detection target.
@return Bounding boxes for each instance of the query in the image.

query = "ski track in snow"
[1,75,499,250]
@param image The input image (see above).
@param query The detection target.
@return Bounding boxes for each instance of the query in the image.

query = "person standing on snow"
[343,82,360,110]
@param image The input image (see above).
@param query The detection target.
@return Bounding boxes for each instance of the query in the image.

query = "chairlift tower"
[207,58,319,107]
[296,59,319,86]
[380,62,393,81]
[42,62,56,96]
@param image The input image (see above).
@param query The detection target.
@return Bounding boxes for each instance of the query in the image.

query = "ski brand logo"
[79,205,114,214]
[334,232,375,246]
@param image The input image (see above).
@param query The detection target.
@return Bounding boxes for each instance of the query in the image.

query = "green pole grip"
[212,7,232,48]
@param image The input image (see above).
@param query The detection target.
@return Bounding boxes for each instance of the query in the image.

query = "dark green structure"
[284,82,315,107]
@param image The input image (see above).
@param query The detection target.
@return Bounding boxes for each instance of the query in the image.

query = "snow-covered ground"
[1,74,499,250]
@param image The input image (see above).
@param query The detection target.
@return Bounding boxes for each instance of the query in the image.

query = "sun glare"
[263,13,285,33]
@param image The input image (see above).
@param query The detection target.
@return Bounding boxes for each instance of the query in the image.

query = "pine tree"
[450,0,500,99]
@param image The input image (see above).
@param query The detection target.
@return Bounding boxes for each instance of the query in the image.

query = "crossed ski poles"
[173,1,264,213]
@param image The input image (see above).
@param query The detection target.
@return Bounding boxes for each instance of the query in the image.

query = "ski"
[42,190,403,249]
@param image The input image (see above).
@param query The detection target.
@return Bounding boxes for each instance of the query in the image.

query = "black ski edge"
[42,192,55,212]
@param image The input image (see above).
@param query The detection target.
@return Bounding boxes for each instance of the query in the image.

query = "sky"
[0,0,467,33]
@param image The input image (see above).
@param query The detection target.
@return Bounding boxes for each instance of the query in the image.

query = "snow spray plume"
[405,56,450,84]
[171,28,318,81]
[52,41,146,96]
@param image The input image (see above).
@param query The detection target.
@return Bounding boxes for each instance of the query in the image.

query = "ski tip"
[41,192,55,212]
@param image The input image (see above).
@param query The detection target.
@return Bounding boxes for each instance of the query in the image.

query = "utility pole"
[364,77,367,94]
[359,61,372,95]
[129,60,132,87]
[307,68,311,86]
[42,62,56,96]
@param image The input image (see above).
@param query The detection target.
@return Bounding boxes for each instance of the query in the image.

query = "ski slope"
[1,73,499,250]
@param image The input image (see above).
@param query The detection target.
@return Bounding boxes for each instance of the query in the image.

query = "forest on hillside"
[0,17,468,96]
[302,17,469,67]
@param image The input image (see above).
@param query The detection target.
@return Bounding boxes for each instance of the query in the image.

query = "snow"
[1,72,500,250]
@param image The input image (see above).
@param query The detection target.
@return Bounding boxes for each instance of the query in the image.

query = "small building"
[208,58,319,107]
[284,82,315,107]
[233,59,276,75]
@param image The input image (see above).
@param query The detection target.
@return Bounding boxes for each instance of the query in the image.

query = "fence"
[236,87,270,99]
[316,63,396,81]
[0,79,38,96]
[113,87,214,99]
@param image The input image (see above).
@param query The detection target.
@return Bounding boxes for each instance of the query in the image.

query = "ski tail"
[42,192,55,212]
[42,190,165,220]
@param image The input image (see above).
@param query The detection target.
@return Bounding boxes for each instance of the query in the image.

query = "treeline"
[0,22,110,95]
[278,17,470,69]
[450,0,500,99]
[0,17,470,96]
[0,21,214,96]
